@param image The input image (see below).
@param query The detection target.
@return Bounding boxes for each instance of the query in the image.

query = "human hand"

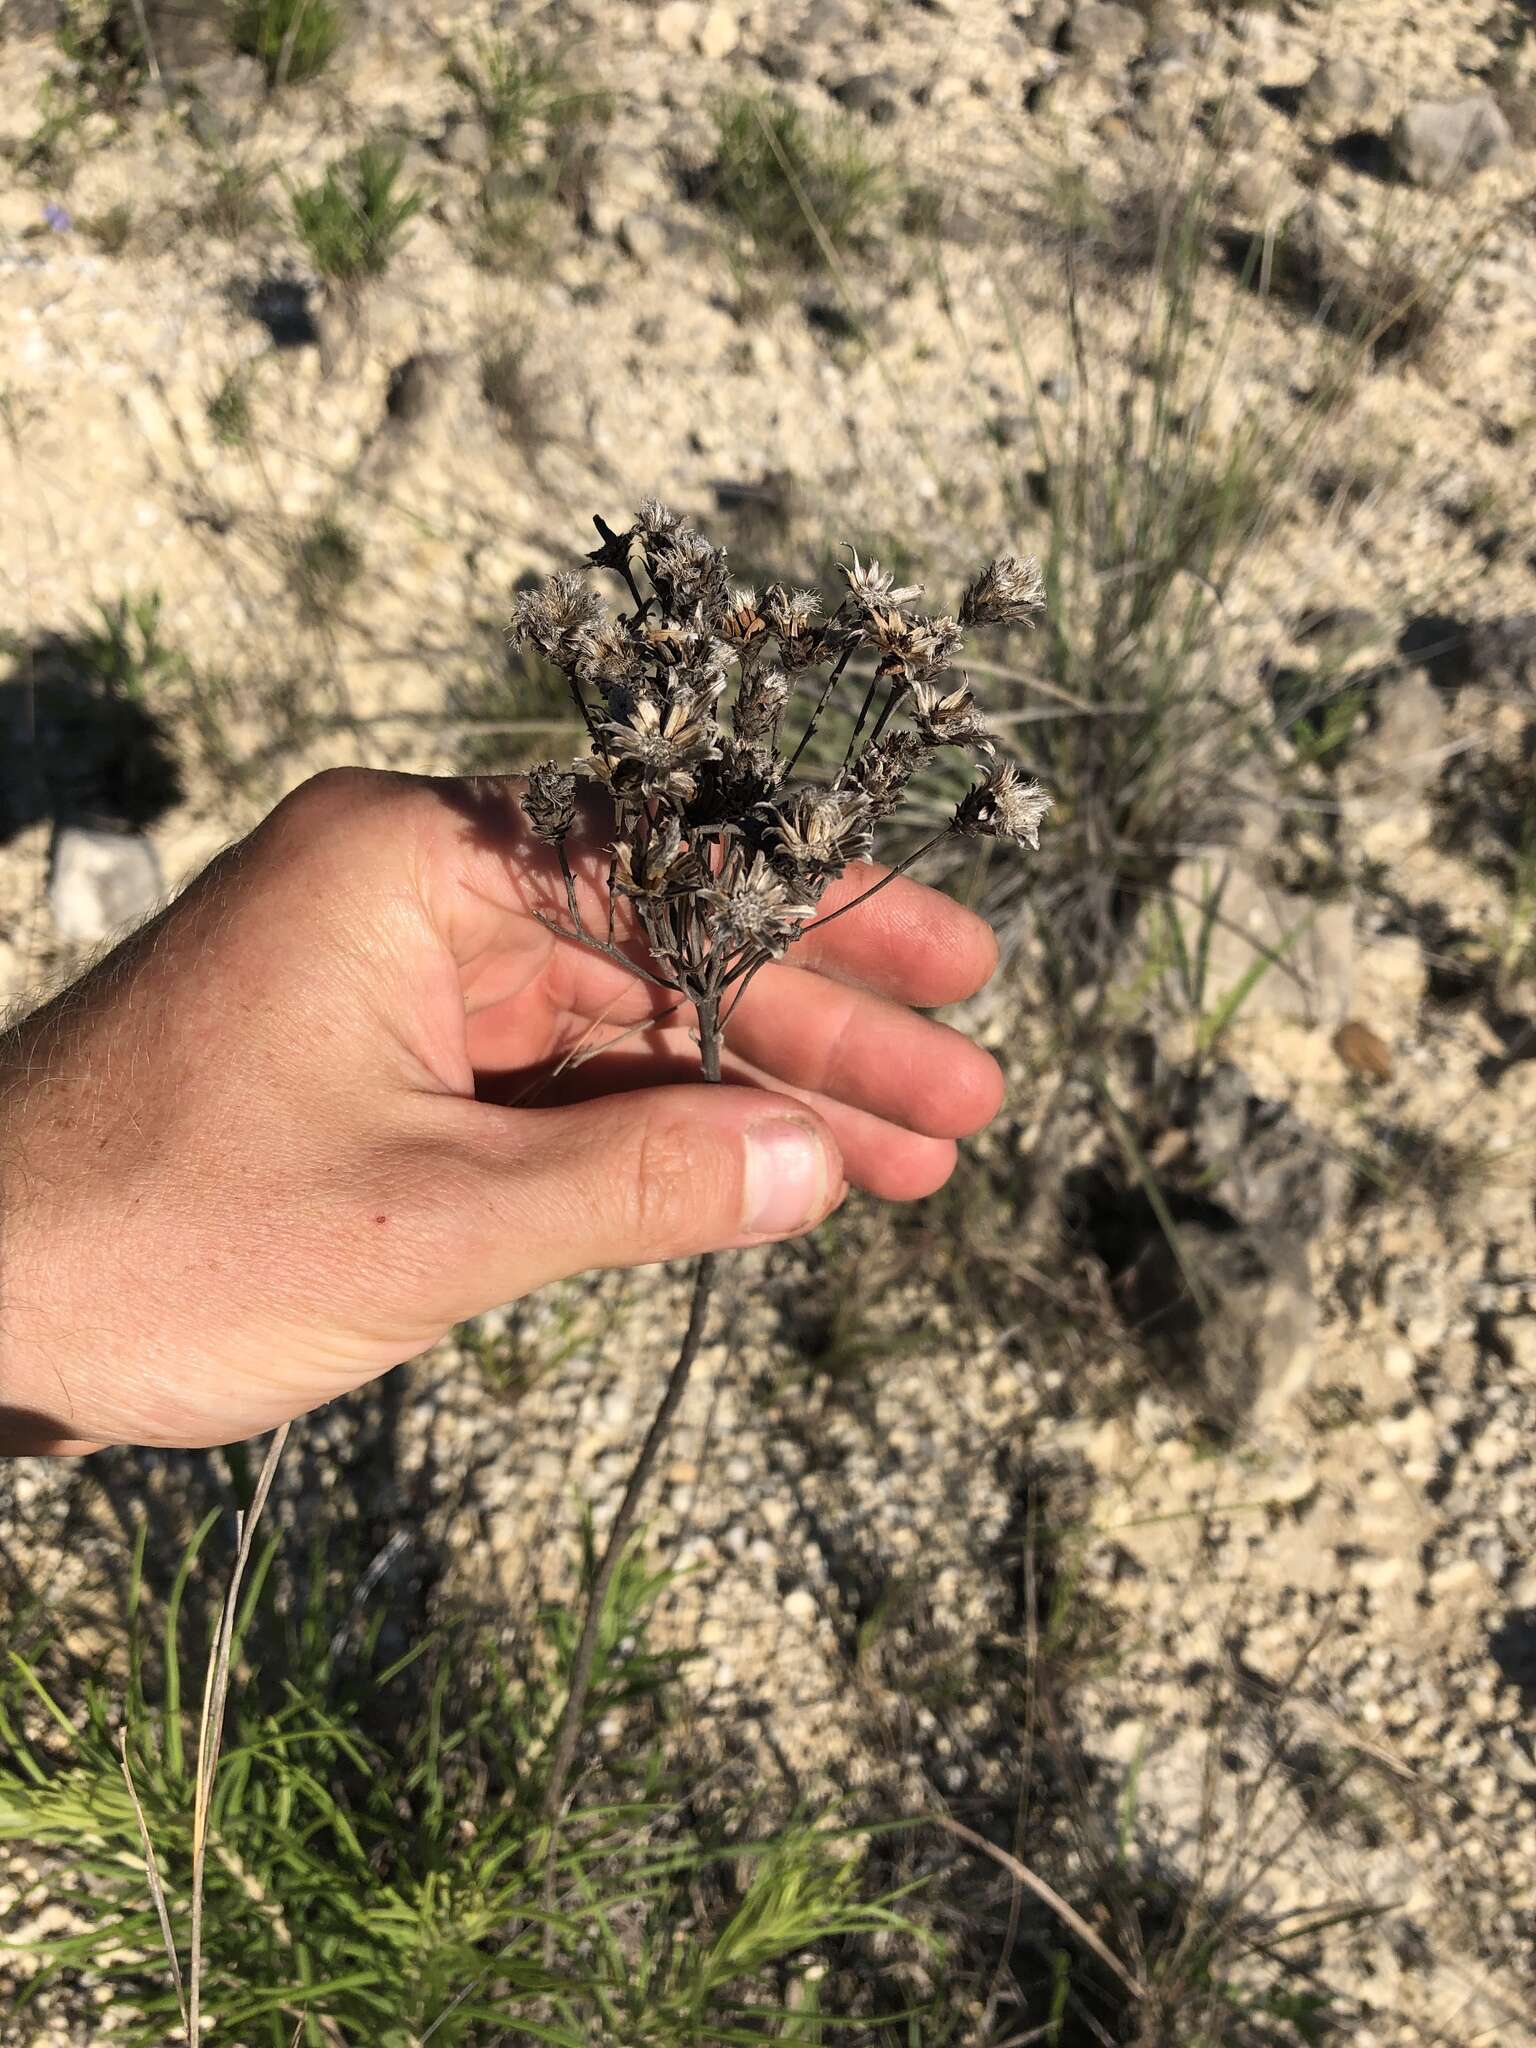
[0,769,1004,1452]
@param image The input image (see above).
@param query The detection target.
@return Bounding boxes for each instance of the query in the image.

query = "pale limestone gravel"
[3,0,1536,2036]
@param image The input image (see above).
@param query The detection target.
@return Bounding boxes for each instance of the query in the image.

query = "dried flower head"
[596,692,720,804]
[959,555,1046,629]
[732,663,791,748]
[843,729,930,815]
[954,761,1052,848]
[763,785,876,885]
[523,760,577,842]
[704,854,818,959]
[843,549,923,615]
[611,814,703,899]
[512,570,605,667]
[909,679,993,754]
[643,525,732,625]
[762,583,824,670]
[513,505,1047,1018]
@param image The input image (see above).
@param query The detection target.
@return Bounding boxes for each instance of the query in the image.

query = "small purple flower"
[43,202,72,234]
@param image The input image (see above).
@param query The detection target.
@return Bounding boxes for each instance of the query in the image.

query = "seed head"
[762,785,875,884]
[612,815,703,899]
[643,524,732,625]
[596,692,721,804]
[959,555,1045,630]
[704,854,818,959]
[732,664,792,748]
[954,761,1052,849]
[762,583,824,670]
[523,761,577,843]
[842,729,931,815]
[512,571,606,669]
[910,679,993,754]
[843,549,923,614]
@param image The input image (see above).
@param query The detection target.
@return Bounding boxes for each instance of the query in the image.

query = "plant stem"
[538,999,723,1842]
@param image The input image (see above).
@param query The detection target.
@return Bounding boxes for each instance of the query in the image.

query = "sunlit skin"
[0,769,1004,1455]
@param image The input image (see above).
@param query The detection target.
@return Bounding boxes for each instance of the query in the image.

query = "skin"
[0,769,1005,1454]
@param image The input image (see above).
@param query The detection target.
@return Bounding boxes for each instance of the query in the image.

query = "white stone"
[1392,96,1512,188]
[47,826,162,944]
[654,0,702,54]
[697,4,739,57]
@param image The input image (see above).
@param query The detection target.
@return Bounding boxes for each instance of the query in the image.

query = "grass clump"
[81,199,133,253]
[0,1508,922,2043]
[206,368,254,449]
[231,0,347,87]
[290,140,425,286]
[707,93,889,270]
[450,32,610,273]
[292,513,361,618]
[199,158,273,240]
[449,30,609,164]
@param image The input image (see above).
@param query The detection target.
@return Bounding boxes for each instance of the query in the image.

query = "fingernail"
[743,1117,833,1236]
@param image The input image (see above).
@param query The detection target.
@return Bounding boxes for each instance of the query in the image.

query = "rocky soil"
[3,0,1536,2040]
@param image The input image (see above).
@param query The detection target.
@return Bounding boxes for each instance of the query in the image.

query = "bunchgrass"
[206,368,254,450]
[82,200,134,254]
[290,140,424,288]
[451,32,610,272]
[291,513,361,619]
[199,158,274,241]
[231,0,347,88]
[0,1505,924,2043]
[707,93,889,271]
[448,30,609,164]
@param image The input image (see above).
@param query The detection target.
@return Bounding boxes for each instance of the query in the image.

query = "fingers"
[484,1039,961,1202]
[442,1085,848,1292]
[717,961,1004,1137]
[413,772,1000,1013]
[787,861,1001,1007]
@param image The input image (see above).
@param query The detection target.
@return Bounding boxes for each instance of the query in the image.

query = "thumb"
[456,1085,846,1294]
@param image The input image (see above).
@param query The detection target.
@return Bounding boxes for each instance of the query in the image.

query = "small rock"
[1121,1220,1318,1427]
[1190,1064,1348,1238]
[655,0,702,54]
[1469,614,1536,691]
[1164,856,1354,1029]
[140,0,228,72]
[698,4,739,57]
[183,55,266,134]
[384,351,454,427]
[1300,55,1382,135]
[1293,605,1386,662]
[1022,0,1071,45]
[1333,1019,1393,1084]
[618,211,668,263]
[829,71,903,123]
[436,114,483,169]
[1065,2,1147,66]
[1391,95,1512,189]
[48,826,162,944]
[759,43,808,81]
[1353,668,1447,801]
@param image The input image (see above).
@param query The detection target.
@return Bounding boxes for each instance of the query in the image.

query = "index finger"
[784,862,1000,1008]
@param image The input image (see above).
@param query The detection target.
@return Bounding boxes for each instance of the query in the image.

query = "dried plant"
[517,504,1048,1843]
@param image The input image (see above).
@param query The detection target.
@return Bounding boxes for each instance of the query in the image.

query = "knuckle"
[629,1111,737,1255]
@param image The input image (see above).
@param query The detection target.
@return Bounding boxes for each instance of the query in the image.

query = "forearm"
[0,999,107,1454]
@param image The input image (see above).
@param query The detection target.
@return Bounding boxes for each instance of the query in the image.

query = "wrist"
[0,1024,104,1455]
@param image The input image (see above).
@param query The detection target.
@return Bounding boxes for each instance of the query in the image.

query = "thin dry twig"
[188,1422,291,2045]
[118,1731,188,2032]
[928,1812,1146,2005]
